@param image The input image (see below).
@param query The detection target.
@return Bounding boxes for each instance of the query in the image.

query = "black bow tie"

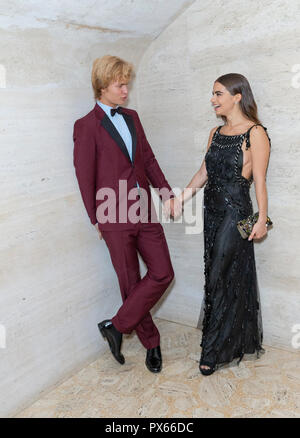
[111,107,123,117]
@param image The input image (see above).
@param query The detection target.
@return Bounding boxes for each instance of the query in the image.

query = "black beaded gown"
[200,124,270,370]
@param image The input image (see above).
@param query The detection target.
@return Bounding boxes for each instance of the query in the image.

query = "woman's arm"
[248,125,271,240]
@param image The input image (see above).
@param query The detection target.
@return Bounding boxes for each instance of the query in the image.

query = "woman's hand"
[248,220,268,241]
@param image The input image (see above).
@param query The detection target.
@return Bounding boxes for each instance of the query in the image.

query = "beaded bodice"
[205,124,270,188]
[205,126,253,187]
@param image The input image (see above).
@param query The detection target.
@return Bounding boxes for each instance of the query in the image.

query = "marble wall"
[137,0,300,352]
[0,27,141,418]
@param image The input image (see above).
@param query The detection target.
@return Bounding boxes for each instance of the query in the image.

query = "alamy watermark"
[0,324,6,348]
[0,64,6,88]
[291,324,300,349]
[291,64,300,89]
[95,181,204,234]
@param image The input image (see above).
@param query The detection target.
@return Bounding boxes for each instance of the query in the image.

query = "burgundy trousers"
[101,222,174,349]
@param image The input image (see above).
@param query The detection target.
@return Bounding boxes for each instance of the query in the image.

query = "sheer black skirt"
[200,182,265,369]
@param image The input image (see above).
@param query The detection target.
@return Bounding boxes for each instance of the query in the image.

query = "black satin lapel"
[122,113,137,163]
[101,115,131,162]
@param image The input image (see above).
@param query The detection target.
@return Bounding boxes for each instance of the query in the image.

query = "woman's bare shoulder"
[248,124,271,152]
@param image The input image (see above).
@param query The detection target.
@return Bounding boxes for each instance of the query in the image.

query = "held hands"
[163,197,183,220]
[95,198,183,234]
[248,220,268,241]
[94,223,103,239]
[95,198,184,232]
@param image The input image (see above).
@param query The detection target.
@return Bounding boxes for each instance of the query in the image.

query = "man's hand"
[163,197,183,220]
[171,197,183,219]
[94,223,103,239]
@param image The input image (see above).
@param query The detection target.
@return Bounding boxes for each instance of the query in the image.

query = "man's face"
[100,80,129,107]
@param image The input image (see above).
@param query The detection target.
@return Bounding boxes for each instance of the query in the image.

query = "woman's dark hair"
[215,73,261,124]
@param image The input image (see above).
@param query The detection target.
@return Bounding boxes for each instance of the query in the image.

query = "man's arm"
[73,119,98,225]
[134,112,175,203]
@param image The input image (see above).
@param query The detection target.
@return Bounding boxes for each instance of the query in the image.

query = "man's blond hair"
[91,55,133,100]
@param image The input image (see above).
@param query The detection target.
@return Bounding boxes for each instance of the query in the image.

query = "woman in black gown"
[174,73,271,375]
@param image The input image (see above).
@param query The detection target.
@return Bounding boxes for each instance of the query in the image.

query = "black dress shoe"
[98,320,125,365]
[146,346,162,373]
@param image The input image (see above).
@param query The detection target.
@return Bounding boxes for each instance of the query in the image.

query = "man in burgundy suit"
[73,55,179,373]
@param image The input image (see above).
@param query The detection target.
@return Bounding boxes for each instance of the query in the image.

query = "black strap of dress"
[245,124,271,150]
[215,124,271,150]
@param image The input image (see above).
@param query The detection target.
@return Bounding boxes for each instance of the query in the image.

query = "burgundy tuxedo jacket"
[73,103,174,230]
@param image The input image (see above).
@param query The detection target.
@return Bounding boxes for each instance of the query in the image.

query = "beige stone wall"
[1,0,299,418]
[0,26,142,418]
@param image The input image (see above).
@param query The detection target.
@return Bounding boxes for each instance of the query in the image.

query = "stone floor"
[15,318,300,418]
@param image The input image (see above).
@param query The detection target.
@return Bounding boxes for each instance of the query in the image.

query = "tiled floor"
[15,318,300,418]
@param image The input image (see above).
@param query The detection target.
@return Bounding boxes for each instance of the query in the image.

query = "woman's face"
[211,81,239,116]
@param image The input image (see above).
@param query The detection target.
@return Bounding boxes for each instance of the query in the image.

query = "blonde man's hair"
[91,55,133,100]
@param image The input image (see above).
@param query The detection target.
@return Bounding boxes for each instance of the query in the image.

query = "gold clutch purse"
[237,212,273,239]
